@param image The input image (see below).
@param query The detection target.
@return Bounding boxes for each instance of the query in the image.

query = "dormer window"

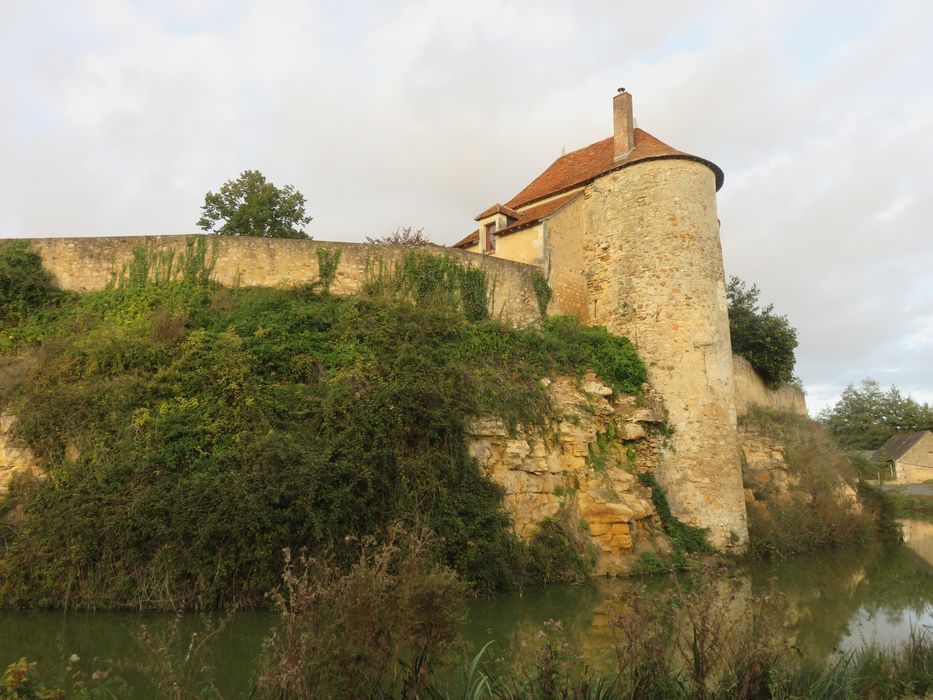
[484,222,497,253]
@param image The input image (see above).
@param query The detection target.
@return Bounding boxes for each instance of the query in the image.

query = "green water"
[2,533,932,697]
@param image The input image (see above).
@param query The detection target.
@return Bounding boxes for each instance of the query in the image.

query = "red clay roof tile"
[505,129,723,210]
[452,128,723,249]
[474,203,521,221]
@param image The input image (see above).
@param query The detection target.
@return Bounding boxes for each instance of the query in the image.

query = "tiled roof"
[474,203,521,221]
[505,128,724,210]
[452,127,723,250]
[871,431,932,462]
[453,228,480,248]
[452,192,581,249]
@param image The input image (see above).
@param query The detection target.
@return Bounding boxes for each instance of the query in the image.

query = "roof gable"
[872,431,933,462]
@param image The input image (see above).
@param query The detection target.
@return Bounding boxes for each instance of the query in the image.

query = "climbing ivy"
[530,269,553,318]
[316,248,342,294]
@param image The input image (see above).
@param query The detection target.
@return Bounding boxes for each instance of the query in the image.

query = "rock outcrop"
[467,374,669,575]
[0,413,42,496]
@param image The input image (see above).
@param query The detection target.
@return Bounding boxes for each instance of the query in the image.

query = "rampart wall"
[732,355,808,417]
[22,235,543,327]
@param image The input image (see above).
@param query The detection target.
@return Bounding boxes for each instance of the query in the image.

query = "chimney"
[613,88,634,161]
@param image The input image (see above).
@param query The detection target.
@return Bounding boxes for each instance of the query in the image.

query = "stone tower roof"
[453,128,724,249]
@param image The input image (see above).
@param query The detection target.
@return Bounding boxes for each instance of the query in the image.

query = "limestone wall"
[21,235,543,327]
[581,159,748,550]
[466,375,668,575]
[733,355,807,417]
[543,196,589,319]
[487,225,545,267]
[0,414,42,495]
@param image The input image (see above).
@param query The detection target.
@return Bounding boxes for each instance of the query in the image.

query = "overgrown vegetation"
[886,490,933,521]
[0,250,646,609]
[523,518,592,584]
[314,247,341,294]
[0,242,64,324]
[258,525,466,699]
[740,408,883,557]
[726,276,798,388]
[636,472,712,572]
[530,269,552,318]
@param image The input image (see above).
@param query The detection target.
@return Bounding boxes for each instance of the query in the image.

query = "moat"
[2,524,932,697]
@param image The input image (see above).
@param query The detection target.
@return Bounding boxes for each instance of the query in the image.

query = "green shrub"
[524,518,591,584]
[541,316,646,395]
[0,242,62,323]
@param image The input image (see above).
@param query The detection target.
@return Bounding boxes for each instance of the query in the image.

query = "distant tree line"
[819,379,933,451]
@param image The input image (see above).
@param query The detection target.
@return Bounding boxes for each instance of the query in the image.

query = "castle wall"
[22,235,543,327]
[543,196,589,319]
[486,225,544,266]
[581,159,748,550]
[733,355,808,417]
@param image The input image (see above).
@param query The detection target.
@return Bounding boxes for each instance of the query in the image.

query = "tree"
[197,170,311,239]
[726,276,798,388]
[365,226,434,246]
[818,379,933,450]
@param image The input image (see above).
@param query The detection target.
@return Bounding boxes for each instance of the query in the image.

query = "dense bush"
[726,276,797,389]
[0,242,63,323]
[0,277,646,609]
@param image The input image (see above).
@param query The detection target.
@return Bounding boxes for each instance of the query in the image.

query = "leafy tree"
[365,226,434,246]
[726,276,798,389]
[818,378,933,450]
[197,170,311,239]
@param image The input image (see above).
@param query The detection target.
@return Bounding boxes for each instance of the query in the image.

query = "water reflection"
[460,539,933,672]
[1,536,932,696]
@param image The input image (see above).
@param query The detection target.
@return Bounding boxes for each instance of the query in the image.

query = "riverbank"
[3,541,932,698]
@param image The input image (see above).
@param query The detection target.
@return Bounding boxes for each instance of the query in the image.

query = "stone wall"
[543,196,590,319]
[0,414,42,495]
[466,374,669,575]
[733,355,808,417]
[21,235,543,327]
[581,159,748,550]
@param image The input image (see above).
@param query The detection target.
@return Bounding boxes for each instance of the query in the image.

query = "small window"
[484,222,497,253]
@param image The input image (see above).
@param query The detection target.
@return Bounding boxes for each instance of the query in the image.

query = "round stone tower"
[583,92,748,550]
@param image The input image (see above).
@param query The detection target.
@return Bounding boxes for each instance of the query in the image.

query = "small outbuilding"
[871,431,933,484]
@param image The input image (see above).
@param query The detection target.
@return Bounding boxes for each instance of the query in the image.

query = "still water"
[2,525,932,697]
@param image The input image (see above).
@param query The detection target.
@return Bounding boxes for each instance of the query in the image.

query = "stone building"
[453,90,749,550]
[871,431,933,484]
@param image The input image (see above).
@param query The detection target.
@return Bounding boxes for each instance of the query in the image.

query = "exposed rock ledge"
[467,374,670,575]
[0,413,43,496]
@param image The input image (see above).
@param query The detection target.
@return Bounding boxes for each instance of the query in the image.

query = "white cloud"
[0,0,931,408]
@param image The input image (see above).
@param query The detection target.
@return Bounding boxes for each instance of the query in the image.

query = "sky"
[1,0,931,414]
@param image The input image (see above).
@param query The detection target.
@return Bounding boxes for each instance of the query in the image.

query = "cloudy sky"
[1,0,930,414]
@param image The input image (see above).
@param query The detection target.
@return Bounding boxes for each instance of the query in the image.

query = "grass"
[888,492,933,521]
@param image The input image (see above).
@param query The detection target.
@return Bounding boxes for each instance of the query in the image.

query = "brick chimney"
[613,88,634,161]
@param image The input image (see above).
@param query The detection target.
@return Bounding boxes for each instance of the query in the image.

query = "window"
[484,222,497,253]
